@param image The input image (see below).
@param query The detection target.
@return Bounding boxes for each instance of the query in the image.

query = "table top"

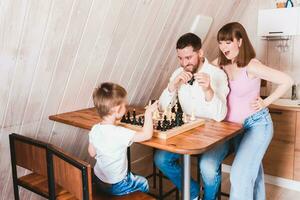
[49,107,243,155]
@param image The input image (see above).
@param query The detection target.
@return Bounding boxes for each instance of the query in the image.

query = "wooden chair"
[9,133,51,199]
[48,144,155,200]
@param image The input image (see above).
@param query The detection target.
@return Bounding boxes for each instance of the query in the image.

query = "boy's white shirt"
[89,124,135,184]
[159,58,229,122]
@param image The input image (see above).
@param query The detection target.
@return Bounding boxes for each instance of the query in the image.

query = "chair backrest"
[9,133,48,176]
[48,145,93,200]
[9,133,50,199]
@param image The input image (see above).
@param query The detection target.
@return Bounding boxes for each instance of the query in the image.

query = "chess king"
[154,33,229,200]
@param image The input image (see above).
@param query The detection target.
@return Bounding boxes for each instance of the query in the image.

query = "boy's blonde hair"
[93,82,127,118]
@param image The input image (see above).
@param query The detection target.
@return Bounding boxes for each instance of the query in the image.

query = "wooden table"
[49,107,243,200]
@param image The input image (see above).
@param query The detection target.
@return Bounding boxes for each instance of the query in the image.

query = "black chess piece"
[171,118,176,128]
[157,120,162,130]
[121,115,126,123]
[178,113,184,126]
[132,110,137,125]
[163,115,167,123]
[126,111,131,123]
[138,116,143,126]
[162,122,167,131]
[187,75,195,85]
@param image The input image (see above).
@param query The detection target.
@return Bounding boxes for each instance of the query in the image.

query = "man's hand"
[194,72,214,101]
[194,72,211,91]
[168,71,193,92]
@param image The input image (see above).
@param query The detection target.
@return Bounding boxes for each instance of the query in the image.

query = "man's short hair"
[93,82,127,118]
[176,33,202,51]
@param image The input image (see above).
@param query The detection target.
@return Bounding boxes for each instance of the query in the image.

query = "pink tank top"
[225,67,261,123]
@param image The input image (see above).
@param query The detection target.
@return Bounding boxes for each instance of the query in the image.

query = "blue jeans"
[230,108,273,200]
[199,141,232,200]
[94,172,149,196]
[154,143,232,199]
[154,150,200,199]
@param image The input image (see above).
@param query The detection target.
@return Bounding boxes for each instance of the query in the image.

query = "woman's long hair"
[217,22,256,67]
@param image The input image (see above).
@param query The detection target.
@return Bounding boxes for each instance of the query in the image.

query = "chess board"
[117,111,205,139]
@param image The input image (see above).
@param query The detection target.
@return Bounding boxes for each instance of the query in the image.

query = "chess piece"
[190,111,196,121]
[138,116,143,126]
[183,113,188,123]
[132,109,137,125]
[171,118,176,128]
[126,111,131,123]
[157,120,162,130]
[162,122,167,131]
[174,102,178,113]
[175,112,181,126]
[121,115,126,123]
[187,76,195,85]
[179,113,184,125]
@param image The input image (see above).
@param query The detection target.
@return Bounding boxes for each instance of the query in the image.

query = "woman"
[213,22,293,200]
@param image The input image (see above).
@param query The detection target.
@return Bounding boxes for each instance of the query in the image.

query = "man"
[154,33,229,200]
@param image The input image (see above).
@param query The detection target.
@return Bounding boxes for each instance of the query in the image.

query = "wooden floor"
[134,159,300,200]
[145,172,300,200]
[13,159,300,200]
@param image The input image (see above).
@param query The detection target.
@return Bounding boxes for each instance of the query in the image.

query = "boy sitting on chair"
[88,82,157,196]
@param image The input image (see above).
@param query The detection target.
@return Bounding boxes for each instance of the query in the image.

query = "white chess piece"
[183,113,188,123]
[190,111,196,121]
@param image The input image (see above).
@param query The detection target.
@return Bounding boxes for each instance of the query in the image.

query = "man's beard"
[184,63,199,74]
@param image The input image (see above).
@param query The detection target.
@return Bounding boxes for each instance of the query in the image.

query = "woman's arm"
[247,59,294,107]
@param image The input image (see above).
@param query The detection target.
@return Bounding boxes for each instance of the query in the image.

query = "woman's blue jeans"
[230,108,273,200]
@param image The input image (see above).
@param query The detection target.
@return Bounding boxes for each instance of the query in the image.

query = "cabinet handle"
[269,111,282,115]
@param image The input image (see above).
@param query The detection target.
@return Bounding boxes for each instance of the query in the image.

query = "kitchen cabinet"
[224,106,300,181]
[263,108,296,179]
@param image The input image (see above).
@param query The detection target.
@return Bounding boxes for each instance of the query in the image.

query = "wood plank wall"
[1,0,300,199]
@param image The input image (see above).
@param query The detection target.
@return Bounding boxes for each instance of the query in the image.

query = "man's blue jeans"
[154,142,231,200]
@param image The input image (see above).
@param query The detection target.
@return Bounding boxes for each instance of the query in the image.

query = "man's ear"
[198,49,204,58]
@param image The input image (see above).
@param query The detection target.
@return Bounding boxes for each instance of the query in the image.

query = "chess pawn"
[153,109,159,120]
[126,111,131,123]
[156,109,160,119]
[190,111,196,121]
[167,108,172,121]
[138,116,143,126]
[174,103,178,113]
[183,113,188,123]
[121,115,126,123]
[157,120,162,130]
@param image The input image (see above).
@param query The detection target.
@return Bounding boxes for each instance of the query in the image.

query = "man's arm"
[204,69,229,121]
[159,68,186,111]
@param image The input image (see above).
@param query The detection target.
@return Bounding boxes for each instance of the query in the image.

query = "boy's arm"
[88,143,96,158]
[132,101,158,142]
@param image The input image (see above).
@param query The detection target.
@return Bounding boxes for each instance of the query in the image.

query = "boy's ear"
[111,105,121,114]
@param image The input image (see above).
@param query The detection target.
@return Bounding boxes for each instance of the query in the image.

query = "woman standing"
[214,22,293,200]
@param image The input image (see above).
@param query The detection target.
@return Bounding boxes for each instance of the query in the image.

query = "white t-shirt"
[159,58,229,122]
[89,124,135,184]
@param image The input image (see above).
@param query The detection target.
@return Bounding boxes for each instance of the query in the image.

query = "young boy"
[88,82,158,196]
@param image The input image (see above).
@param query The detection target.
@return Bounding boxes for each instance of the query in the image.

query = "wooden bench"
[9,133,155,200]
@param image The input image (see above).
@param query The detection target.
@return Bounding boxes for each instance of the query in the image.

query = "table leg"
[127,147,131,172]
[182,154,191,200]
